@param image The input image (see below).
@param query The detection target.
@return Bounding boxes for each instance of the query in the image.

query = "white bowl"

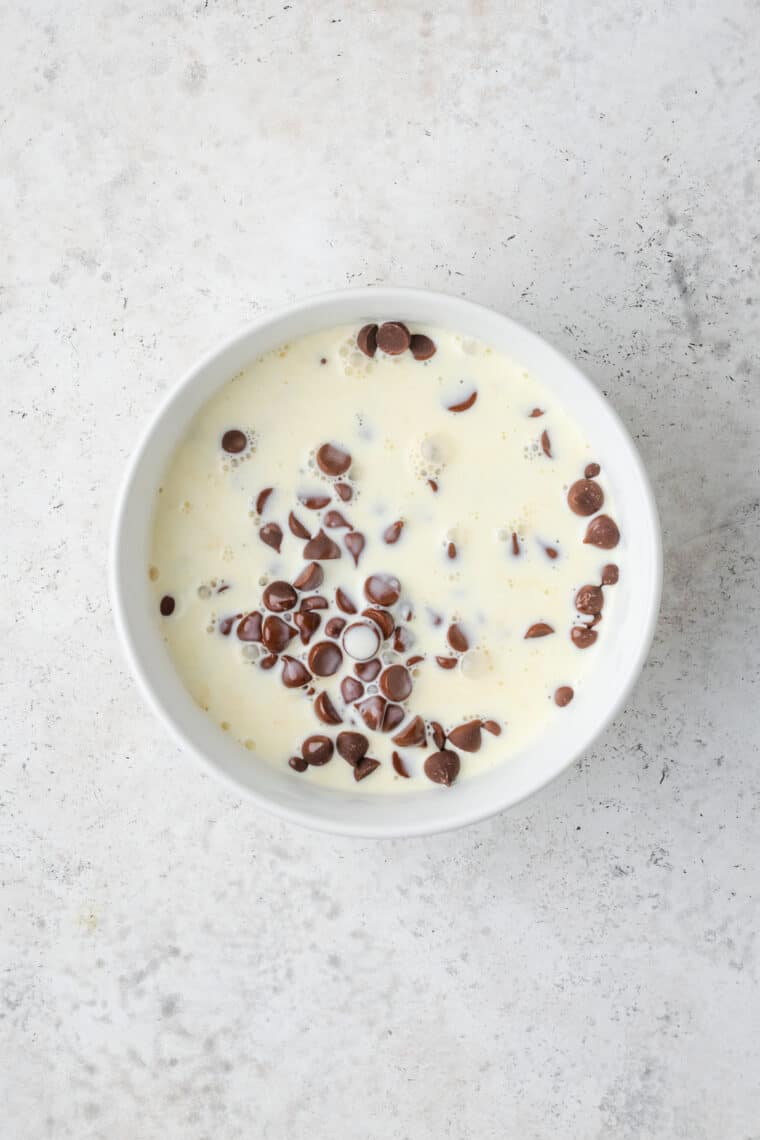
[110,287,662,837]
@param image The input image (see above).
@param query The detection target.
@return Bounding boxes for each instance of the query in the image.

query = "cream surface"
[150,323,621,792]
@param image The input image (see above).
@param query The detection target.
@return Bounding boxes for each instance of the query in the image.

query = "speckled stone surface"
[2,1,759,1136]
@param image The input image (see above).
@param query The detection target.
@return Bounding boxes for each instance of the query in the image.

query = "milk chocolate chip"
[584,515,620,549]
[427,479,439,493]
[314,691,342,725]
[262,614,295,653]
[218,614,239,636]
[260,654,278,670]
[376,321,410,354]
[392,751,410,777]
[281,656,312,687]
[237,611,263,642]
[436,656,458,670]
[259,522,283,552]
[263,581,298,612]
[585,462,601,478]
[447,720,482,753]
[302,734,334,766]
[300,594,328,611]
[447,389,478,413]
[355,658,381,682]
[410,333,436,361]
[393,626,412,653]
[482,720,501,736]
[357,323,378,358]
[447,623,468,652]
[383,520,404,544]
[221,429,247,454]
[340,676,364,703]
[511,532,520,556]
[337,730,368,764]
[575,584,604,615]
[293,562,324,591]
[303,530,341,560]
[316,443,351,477]
[357,695,387,731]
[545,546,559,560]
[424,750,460,786]
[293,611,321,645]
[529,408,544,417]
[159,595,175,616]
[308,641,343,677]
[288,755,307,772]
[383,704,405,733]
[524,622,554,638]
[335,587,357,614]
[571,626,598,649]
[354,757,381,781]
[601,563,619,585]
[567,479,604,517]
[362,607,395,640]
[335,482,353,502]
[256,487,273,515]
[379,665,412,702]
[298,492,331,510]
[364,574,401,607]
[392,715,427,748]
[288,511,311,540]
[555,686,574,706]
[324,510,350,529]
[344,532,365,566]
[324,616,346,639]
[447,541,457,559]
[541,429,552,458]
[430,721,446,749]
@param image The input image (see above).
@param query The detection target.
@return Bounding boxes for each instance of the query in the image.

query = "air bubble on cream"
[343,622,380,661]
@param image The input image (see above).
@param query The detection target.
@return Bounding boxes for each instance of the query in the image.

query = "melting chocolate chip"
[263,581,298,612]
[524,622,554,638]
[298,492,331,510]
[308,640,343,677]
[336,587,357,614]
[344,531,365,566]
[216,583,230,594]
[448,389,478,413]
[303,530,341,560]
[259,522,283,552]
[364,573,401,606]
[482,719,501,736]
[343,621,381,661]
[392,751,410,777]
[237,611,262,642]
[221,429,247,454]
[567,479,604,517]
[545,546,559,560]
[376,321,411,354]
[392,715,427,748]
[340,676,364,703]
[383,704,405,733]
[447,720,482,752]
[300,594,328,611]
[316,442,351,477]
[324,510,351,529]
[379,665,412,702]
[555,686,574,706]
[529,408,544,417]
[260,654,278,669]
[288,511,311,540]
[601,563,619,585]
[541,429,552,458]
[262,614,295,653]
[357,323,378,358]
[409,333,436,360]
[354,757,381,782]
[314,691,342,725]
[436,656,458,670]
[447,541,457,559]
[281,656,312,687]
[383,520,404,544]
[447,623,468,652]
[511,532,520,556]
[256,487,273,515]
[424,750,460,786]
[159,595,175,616]
[584,515,620,549]
[406,654,424,666]
[302,734,334,766]
[362,607,395,640]
[336,730,369,764]
[427,479,439,493]
[335,482,353,502]
[288,755,307,772]
[218,613,240,636]
[585,462,601,478]
[571,626,598,649]
[293,611,321,644]
[293,562,324,591]
[357,695,387,731]
[575,584,604,615]
[355,658,381,682]
[325,616,346,639]
[430,721,445,749]
[393,626,412,653]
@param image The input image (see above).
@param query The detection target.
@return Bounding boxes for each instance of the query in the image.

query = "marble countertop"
[2,1,758,1136]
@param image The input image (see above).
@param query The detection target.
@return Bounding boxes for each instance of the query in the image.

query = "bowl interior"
[111,288,661,837]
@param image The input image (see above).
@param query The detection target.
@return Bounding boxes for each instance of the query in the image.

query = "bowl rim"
[109,285,662,838]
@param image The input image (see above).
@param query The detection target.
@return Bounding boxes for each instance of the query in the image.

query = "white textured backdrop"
[1,1,758,1137]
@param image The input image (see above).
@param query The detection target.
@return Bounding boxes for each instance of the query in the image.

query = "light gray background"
[1,1,758,1137]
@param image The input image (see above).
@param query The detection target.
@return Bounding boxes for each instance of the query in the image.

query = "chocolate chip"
[392,751,410,777]
[256,487,273,515]
[545,546,559,559]
[601,563,619,585]
[340,676,364,703]
[585,462,601,478]
[362,607,395,640]
[300,594,328,611]
[288,511,311,540]
[529,408,545,417]
[316,442,351,477]
[447,623,468,652]
[447,720,482,752]
[281,656,312,687]
[355,658,381,682]
[336,587,357,614]
[322,617,344,642]
[324,509,351,529]
[335,482,353,502]
[447,389,478,413]
[221,429,247,454]
[298,492,331,510]
[159,595,175,616]
[584,515,620,549]
[567,479,604,517]
[376,321,411,354]
[410,333,436,360]
[430,721,445,749]
[555,686,574,706]
[354,757,381,781]
[524,622,554,638]
[314,691,342,725]
[571,626,598,649]
[343,621,381,661]
[259,522,283,552]
[482,719,501,736]
[263,580,298,612]
[262,614,295,653]
[357,695,387,731]
[392,715,427,748]
[436,656,458,670]
[302,734,334,766]
[336,730,368,764]
[406,654,424,666]
[293,611,321,644]
[303,530,341,560]
[364,573,401,606]
[383,520,404,544]
[357,323,378,357]
[447,541,457,559]
[541,429,552,458]
[293,562,324,591]
[511,532,520,556]
[379,665,412,702]
[218,613,240,636]
[344,531,365,566]
[424,750,460,786]
[427,478,438,493]
[393,626,412,653]
[216,583,230,594]
[382,704,405,733]
[308,640,343,677]
[288,755,307,772]
[575,584,604,615]
[260,654,278,669]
